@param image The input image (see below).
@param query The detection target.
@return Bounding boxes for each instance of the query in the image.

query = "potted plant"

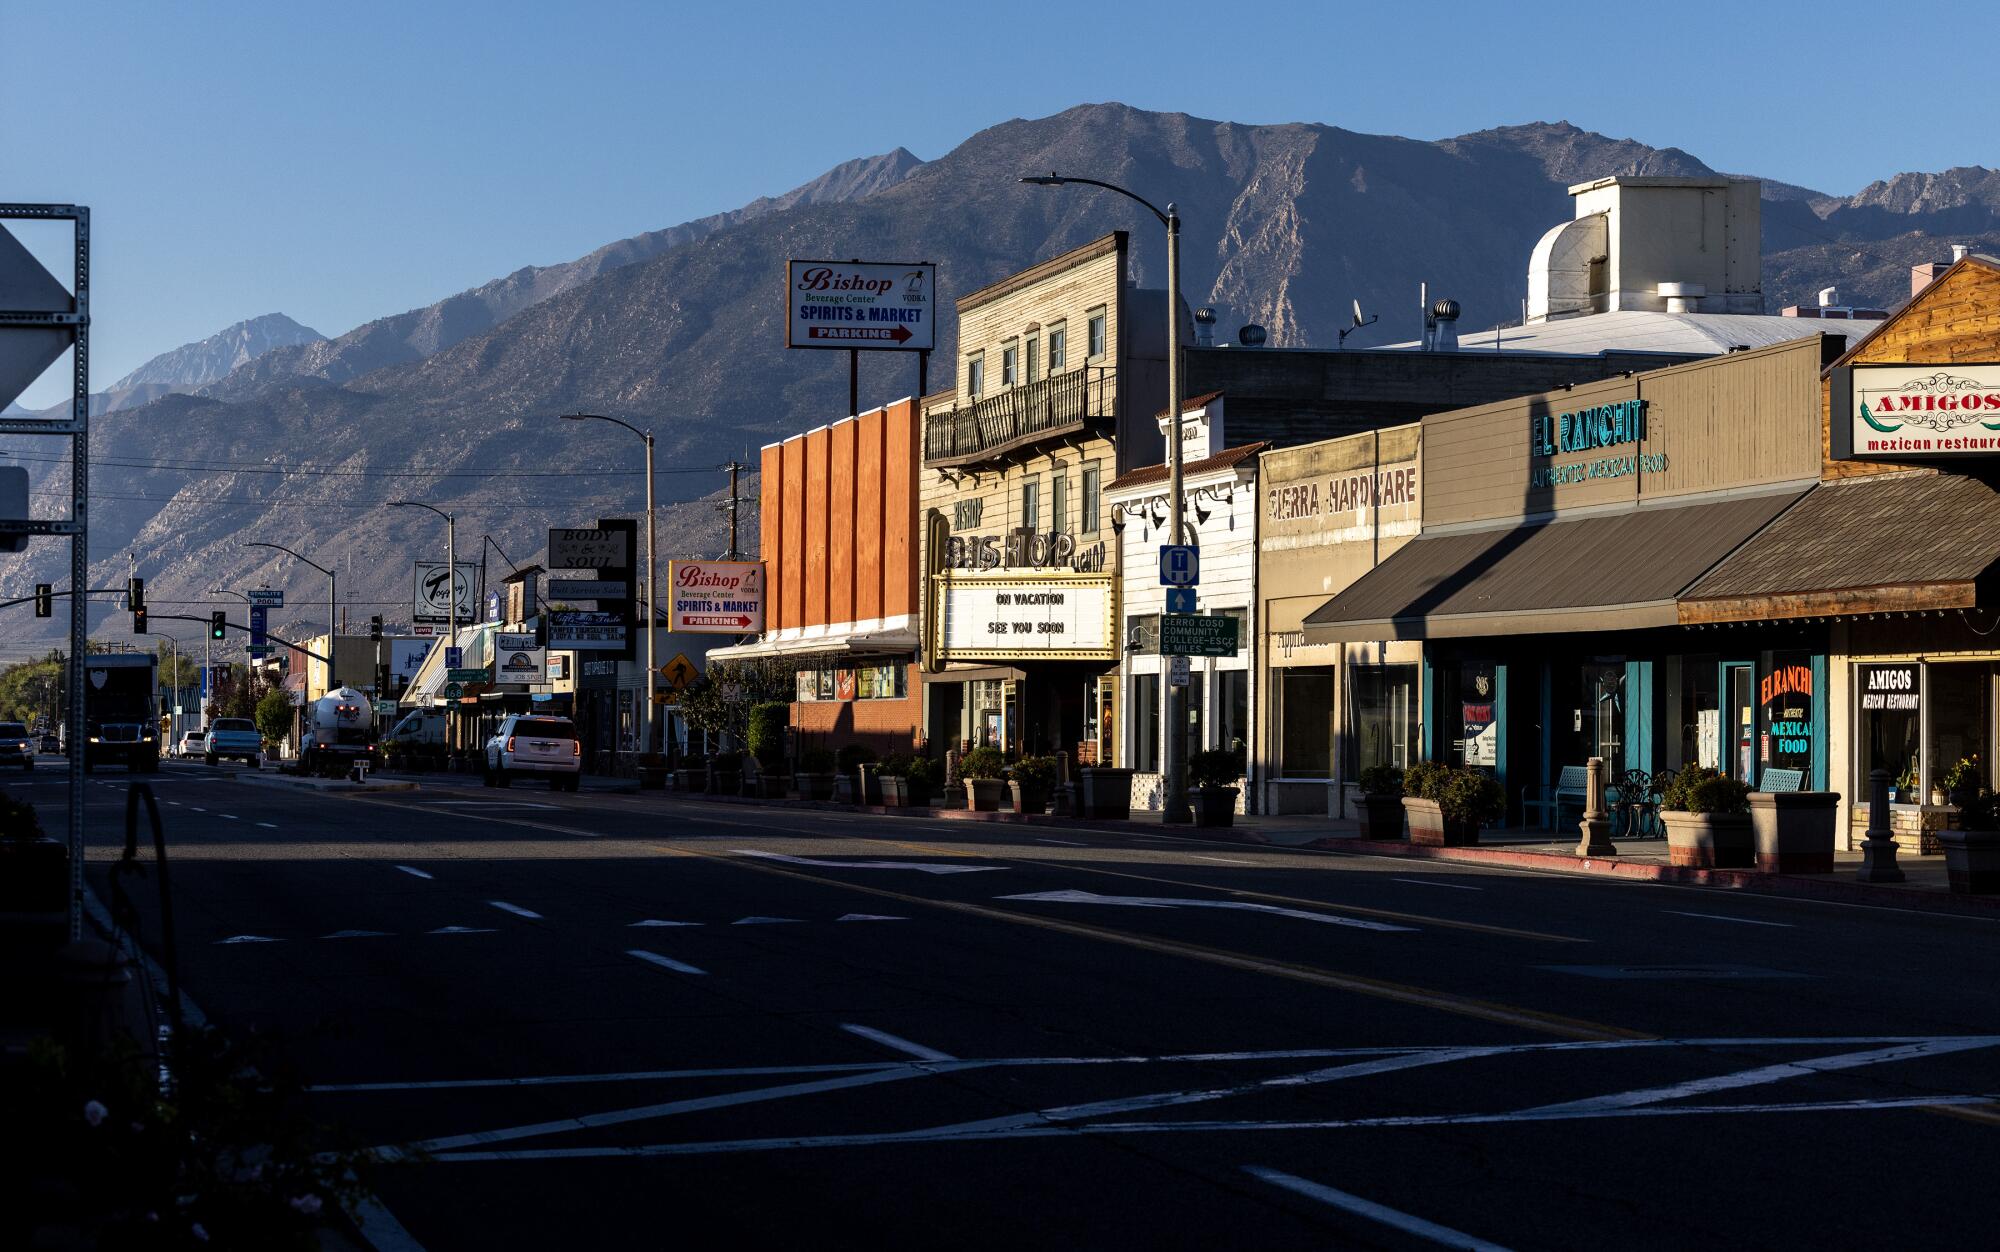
[1942,789,2000,894]
[838,743,880,805]
[0,794,65,940]
[1659,763,1753,868]
[1400,761,1500,846]
[1078,759,1135,820]
[1355,765,1406,839]
[1009,755,1059,815]
[1891,760,1917,805]
[1943,755,1983,809]
[794,748,836,801]
[1186,748,1244,827]
[748,702,790,798]
[878,753,910,807]
[959,746,1008,812]
[707,749,742,796]
[902,756,937,807]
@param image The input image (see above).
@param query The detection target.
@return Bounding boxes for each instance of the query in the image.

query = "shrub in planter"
[1660,764,1753,868]
[959,746,1008,812]
[1356,764,1406,839]
[1401,762,1499,846]
[794,748,836,801]
[1942,789,2000,894]
[1187,748,1244,827]
[1942,755,1984,808]
[707,749,742,787]
[901,756,937,807]
[1009,755,1059,815]
[748,703,789,770]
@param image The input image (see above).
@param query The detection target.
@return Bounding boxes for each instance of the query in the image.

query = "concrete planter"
[755,774,788,800]
[1009,780,1050,815]
[793,772,835,801]
[1079,768,1134,820]
[1661,810,1754,868]
[964,778,1007,812]
[1359,794,1406,840]
[674,768,706,793]
[1749,791,1840,873]
[857,763,883,806]
[1402,797,1478,847]
[1941,828,2000,894]
[1191,786,1239,828]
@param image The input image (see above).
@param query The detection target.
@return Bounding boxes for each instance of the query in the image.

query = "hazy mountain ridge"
[5,105,1996,650]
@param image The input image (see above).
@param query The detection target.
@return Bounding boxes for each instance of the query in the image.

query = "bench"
[1758,768,1805,793]
[1523,765,1592,831]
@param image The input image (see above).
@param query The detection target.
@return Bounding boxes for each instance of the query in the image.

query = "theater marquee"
[932,575,1116,661]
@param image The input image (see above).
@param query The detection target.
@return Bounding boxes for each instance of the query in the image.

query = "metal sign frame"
[0,204,89,940]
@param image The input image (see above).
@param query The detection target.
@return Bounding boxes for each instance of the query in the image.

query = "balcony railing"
[924,366,1114,465]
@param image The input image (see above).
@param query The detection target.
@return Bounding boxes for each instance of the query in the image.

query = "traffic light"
[128,576,144,611]
[33,583,51,618]
[133,606,148,634]
[209,611,227,641]
[369,615,383,640]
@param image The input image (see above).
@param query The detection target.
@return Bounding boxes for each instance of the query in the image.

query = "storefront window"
[1277,668,1335,778]
[796,670,818,702]
[855,664,907,700]
[1857,663,1921,798]
[1759,652,1815,778]
[1348,665,1417,774]
[1213,669,1248,755]
[1655,655,1719,773]
[1443,662,1498,770]
[1131,673,1160,772]
[1926,663,1991,797]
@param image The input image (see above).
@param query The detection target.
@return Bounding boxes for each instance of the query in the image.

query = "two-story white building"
[1107,395,1262,812]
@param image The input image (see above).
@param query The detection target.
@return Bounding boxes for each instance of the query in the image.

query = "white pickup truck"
[203,717,263,767]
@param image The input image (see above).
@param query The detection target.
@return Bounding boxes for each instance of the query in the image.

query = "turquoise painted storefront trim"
[1421,654,1434,760]
[1809,652,1829,791]
[1625,659,1654,775]
[1495,663,1510,804]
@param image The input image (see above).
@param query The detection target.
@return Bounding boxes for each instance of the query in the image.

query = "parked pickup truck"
[203,717,263,768]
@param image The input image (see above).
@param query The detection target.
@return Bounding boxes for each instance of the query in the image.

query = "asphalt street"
[15,756,2000,1250]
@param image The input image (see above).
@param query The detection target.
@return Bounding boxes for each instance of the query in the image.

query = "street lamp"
[388,500,458,659]
[559,412,657,757]
[243,539,336,678]
[1021,173,1191,823]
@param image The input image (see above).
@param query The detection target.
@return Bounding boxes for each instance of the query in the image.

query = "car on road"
[0,722,34,770]
[203,718,263,768]
[39,731,59,753]
[175,729,208,759]
[484,714,581,790]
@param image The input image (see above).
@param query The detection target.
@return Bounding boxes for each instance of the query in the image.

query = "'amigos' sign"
[1833,364,2000,458]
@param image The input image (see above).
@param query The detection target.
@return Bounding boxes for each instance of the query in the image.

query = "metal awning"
[1303,487,1806,643]
[1679,472,2000,624]
[921,665,1027,685]
[705,619,919,663]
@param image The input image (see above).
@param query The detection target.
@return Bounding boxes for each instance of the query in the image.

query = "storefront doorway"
[1725,662,1756,784]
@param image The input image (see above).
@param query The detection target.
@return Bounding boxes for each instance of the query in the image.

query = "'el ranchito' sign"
[1833,364,2000,459]
[1528,399,1667,488]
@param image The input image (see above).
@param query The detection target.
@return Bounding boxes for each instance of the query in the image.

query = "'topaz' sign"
[786,260,935,351]
[666,560,765,634]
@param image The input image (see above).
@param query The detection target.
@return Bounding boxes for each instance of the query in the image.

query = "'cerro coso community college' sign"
[1528,398,1668,488]
[1833,363,2000,459]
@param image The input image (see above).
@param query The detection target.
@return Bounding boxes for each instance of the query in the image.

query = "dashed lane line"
[489,901,543,920]
[840,1024,957,1062]
[394,865,435,880]
[1392,877,1484,892]
[627,949,707,976]
[1663,909,1795,928]
[1244,1166,1514,1251]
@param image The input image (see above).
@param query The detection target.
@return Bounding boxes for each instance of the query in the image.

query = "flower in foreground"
[83,1100,108,1127]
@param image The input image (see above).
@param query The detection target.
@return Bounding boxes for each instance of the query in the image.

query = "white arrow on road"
[734,850,1003,875]
[215,935,283,944]
[997,889,1416,932]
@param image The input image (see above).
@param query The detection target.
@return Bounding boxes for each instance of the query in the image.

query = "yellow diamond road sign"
[661,653,698,692]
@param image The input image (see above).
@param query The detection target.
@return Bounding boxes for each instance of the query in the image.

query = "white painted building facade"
[1107,397,1261,812]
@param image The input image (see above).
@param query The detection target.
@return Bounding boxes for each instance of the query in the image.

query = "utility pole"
[724,460,744,560]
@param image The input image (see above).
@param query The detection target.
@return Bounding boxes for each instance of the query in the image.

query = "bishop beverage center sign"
[1838,364,2000,458]
[667,560,765,634]
[786,260,935,351]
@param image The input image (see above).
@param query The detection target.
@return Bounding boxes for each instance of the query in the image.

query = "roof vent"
[1818,286,1839,308]
[1238,323,1267,348]
[1657,281,1707,314]
[1193,306,1216,348]
[1429,298,1461,352]
[1952,244,1971,263]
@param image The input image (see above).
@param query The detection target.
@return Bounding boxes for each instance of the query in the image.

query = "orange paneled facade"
[732,398,922,754]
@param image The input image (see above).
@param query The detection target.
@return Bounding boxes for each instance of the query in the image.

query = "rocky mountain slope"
[3,104,1993,650]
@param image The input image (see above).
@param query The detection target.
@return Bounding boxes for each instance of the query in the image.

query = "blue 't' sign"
[1159,544,1199,587]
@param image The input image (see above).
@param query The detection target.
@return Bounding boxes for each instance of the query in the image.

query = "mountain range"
[3,103,1996,650]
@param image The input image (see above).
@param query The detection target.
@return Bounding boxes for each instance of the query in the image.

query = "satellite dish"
[1351,299,1366,328]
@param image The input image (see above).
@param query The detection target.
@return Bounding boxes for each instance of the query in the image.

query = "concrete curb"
[1308,836,2000,920]
[657,789,1278,841]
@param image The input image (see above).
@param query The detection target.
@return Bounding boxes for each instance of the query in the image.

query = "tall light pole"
[244,540,336,684]
[388,499,457,655]
[559,413,657,757]
[1021,173,1190,822]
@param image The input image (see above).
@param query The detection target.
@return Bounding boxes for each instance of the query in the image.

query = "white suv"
[484,715,582,791]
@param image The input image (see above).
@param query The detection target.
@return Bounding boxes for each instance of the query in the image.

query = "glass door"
[1724,663,1756,784]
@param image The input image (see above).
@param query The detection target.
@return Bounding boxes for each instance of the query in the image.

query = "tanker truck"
[297,686,377,777]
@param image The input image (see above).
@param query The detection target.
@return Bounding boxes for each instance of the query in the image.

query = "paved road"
[17,757,2000,1249]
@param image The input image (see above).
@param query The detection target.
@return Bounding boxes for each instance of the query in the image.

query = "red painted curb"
[660,790,1273,841]
[1309,837,2000,919]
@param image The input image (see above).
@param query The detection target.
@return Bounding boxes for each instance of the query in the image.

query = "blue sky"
[5,0,1991,404]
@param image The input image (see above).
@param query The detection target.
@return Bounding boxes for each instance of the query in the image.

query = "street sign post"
[1160,614,1239,658]
[1159,545,1199,587]
[248,605,268,650]
[1169,655,1191,687]
[1164,587,1196,615]
[446,667,487,684]
[444,682,463,700]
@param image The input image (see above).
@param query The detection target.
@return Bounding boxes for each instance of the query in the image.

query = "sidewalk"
[656,786,1999,920]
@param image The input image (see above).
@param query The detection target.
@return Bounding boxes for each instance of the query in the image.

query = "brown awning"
[1303,488,1804,642]
[922,665,1026,685]
[1680,472,2000,624]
